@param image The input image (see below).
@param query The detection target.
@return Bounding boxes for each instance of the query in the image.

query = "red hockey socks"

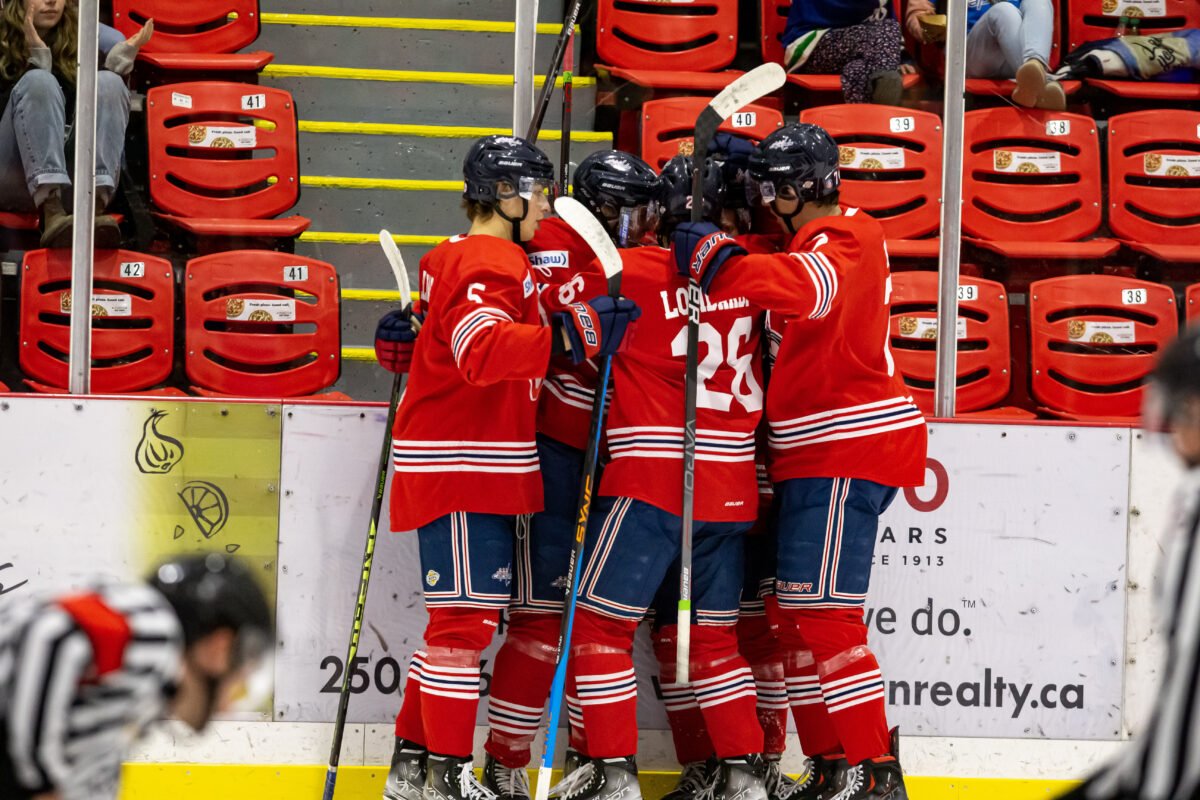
[816,644,889,765]
[782,648,840,758]
[485,612,561,768]
[653,626,715,764]
[395,652,428,747]
[565,671,589,755]
[568,609,639,758]
[687,624,764,759]
[737,610,787,756]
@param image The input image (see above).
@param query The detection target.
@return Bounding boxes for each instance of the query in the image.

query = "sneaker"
[384,738,428,800]
[867,70,903,106]
[662,758,717,800]
[1035,80,1067,111]
[548,756,642,800]
[425,754,499,800]
[1013,58,1047,107]
[790,755,845,800]
[825,758,905,800]
[763,756,798,800]
[483,754,532,800]
[696,755,767,800]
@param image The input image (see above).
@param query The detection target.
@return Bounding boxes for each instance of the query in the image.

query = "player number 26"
[670,316,763,413]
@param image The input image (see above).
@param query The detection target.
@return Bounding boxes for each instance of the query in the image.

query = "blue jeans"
[965,0,1055,78]
[0,69,130,212]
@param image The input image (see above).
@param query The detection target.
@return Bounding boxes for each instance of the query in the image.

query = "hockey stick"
[677,64,786,683]
[557,30,574,197]
[526,0,585,141]
[322,231,413,800]
[533,197,623,800]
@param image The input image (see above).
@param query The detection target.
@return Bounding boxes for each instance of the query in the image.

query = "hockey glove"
[552,296,642,364]
[670,221,747,294]
[374,308,423,373]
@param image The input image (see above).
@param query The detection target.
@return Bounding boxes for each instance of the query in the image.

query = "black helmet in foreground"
[573,150,659,247]
[653,154,723,243]
[148,552,273,667]
[462,134,555,204]
[747,123,841,207]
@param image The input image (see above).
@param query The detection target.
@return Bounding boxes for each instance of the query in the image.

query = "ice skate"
[384,738,429,800]
[661,757,717,800]
[763,755,799,800]
[548,756,642,800]
[483,754,531,800]
[790,755,845,800]
[425,754,499,800]
[826,757,905,800]
[696,755,767,800]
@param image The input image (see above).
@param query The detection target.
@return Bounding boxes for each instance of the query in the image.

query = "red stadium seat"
[889,271,1029,416]
[1029,275,1178,419]
[145,82,309,239]
[1065,0,1200,51]
[597,0,738,73]
[0,212,37,231]
[1107,109,1200,262]
[640,96,783,170]
[799,104,942,255]
[962,108,1116,260]
[18,248,181,394]
[1187,283,1200,323]
[183,251,347,398]
[760,0,789,65]
[111,0,273,72]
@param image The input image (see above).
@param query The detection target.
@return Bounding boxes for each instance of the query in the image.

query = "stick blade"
[552,197,622,293]
[378,229,412,305]
[709,63,786,121]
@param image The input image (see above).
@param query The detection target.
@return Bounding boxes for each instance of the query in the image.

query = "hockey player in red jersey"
[671,123,928,800]
[551,155,769,800]
[381,135,640,800]
[481,150,659,800]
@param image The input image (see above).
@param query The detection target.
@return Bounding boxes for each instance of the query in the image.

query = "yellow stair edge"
[263,64,594,87]
[118,763,1080,800]
[300,231,447,245]
[298,119,609,142]
[260,12,578,35]
[342,288,416,303]
[301,176,461,191]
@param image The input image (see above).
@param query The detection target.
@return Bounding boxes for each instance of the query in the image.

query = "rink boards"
[0,396,1178,796]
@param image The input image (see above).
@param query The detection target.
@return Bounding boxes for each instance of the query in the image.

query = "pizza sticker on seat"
[1100,0,1165,16]
[1066,320,1135,344]
[838,146,906,170]
[225,298,297,322]
[1143,153,1200,177]
[187,125,257,149]
[59,291,132,317]
[896,316,967,340]
[992,150,1061,174]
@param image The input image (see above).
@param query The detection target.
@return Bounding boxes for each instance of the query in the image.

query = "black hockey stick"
[526,0,585,142]
[322,231,413,800]
[678,64,786,682]
[558,29,575,197]
[532,197,623,800]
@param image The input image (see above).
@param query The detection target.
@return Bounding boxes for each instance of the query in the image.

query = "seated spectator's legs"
[93,70,131,211]
[797,18,903,104]
[965,2,1021,78]
[966,0,1062,108]
[1017,0,1054,71]
[0,69,68,213]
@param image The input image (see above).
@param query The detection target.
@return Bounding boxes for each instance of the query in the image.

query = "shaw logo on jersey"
[528,250,569,279]
[659,288,750,320]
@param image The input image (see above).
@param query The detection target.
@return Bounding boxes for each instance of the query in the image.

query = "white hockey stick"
[323,230,412,800]
[531,197,622,800]
[679,63,786,684]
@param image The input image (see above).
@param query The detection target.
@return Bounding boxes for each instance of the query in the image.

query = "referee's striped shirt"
[1087,468,1200,800]
[0,583,183,800]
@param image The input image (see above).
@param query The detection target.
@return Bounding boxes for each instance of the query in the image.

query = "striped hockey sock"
[784,649,841,758]
[414,647,484,757]
[654,625,715,764]
[688,625,763,759]
[485,613,561,768]
[818,647,889,765]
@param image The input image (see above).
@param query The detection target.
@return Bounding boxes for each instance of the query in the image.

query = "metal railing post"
[67,0,100,394]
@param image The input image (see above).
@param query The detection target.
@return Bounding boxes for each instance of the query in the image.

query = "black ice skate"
[662,757,718,800]
[483,754,531,800]
[383,737,428,800]
[563,747,590,780]
[548,755,642,800]
[825,756,905,800]
[789,755,846,800]
[424,754,499,800]
[763,754,799,800]
[696,755,768,800]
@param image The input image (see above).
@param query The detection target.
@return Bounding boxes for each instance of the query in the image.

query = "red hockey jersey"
[527,217,605,450]
[720,208,927,487]
[600,245,766,522]
[390,234,551,531]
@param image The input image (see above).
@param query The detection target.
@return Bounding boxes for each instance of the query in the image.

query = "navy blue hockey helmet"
[462,135,555,204]
[653,154,723,242]
[709,131,757,212]
[747,123,841,207]
[573,150,659,247]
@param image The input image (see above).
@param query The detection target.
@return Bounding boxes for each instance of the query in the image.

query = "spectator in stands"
[905,0,1065,109]
[781,0,905,105]
[0,0,152,248]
